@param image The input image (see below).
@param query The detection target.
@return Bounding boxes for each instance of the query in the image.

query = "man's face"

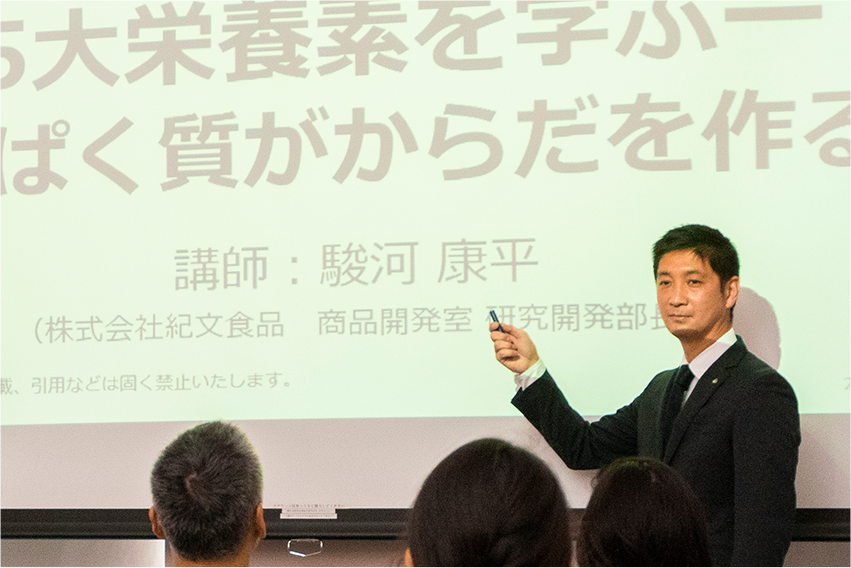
[655,249,739,345]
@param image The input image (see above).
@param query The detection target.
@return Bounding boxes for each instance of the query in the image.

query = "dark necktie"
[661,364,694,452]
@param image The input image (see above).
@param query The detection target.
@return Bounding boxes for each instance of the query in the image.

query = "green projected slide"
[2,1,849,427]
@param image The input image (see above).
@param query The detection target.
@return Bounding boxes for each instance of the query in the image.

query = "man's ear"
[254,503,267,541]
[725,275,740,309]
[149,507,166,539]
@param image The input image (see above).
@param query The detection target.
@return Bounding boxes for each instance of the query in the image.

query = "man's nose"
[669,282,687,305]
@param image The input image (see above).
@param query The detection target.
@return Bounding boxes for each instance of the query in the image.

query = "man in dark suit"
[489,224,800,566]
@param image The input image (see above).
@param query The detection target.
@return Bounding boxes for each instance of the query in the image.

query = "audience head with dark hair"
[406,438,572,567]
[579,456,710,567]
[149,421,265,567]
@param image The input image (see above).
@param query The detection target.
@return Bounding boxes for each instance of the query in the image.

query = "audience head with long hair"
[406,438,571,567]
[149,421,265,567]
[578,456,710,567]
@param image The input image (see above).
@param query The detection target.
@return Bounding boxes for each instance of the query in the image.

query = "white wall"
[0,539,165,567]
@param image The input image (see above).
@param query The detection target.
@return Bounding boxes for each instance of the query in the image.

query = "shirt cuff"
[514,359,546,391]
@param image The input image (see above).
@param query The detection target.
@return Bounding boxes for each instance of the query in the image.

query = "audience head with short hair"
[407,438,571,567]
[578,456,710,567]
[149,421,265,567]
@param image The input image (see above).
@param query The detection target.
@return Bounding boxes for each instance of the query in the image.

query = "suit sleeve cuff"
[514,359,546,391]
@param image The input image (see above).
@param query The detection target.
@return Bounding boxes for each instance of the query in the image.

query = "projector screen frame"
[1,507,847,541]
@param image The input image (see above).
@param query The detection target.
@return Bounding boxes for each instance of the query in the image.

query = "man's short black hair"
[150,421,262,563]
[653,224,740,287]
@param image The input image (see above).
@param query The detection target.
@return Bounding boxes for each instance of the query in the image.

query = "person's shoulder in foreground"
[149,421,266,567]
[406,438,572,567]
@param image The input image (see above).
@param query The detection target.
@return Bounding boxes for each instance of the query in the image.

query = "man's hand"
[489,322,540,375]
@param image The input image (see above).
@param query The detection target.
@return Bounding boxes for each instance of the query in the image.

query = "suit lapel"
[663,338,747,462]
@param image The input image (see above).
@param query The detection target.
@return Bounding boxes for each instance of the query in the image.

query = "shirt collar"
[682,328,737,380]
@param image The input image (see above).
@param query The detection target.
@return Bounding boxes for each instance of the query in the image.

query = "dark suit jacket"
[512,337,800,567]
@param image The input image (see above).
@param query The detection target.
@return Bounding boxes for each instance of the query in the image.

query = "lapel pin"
[712,378,718,384]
